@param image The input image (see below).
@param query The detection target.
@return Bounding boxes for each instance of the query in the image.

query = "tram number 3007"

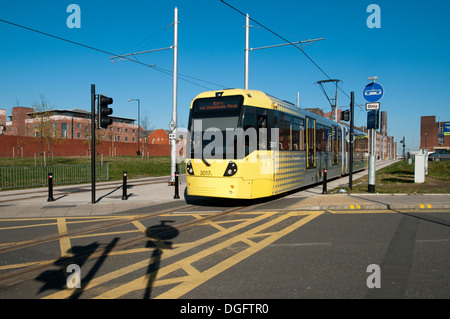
[200,170,212,176]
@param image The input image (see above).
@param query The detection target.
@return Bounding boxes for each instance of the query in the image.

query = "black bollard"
[174,171,180,199]
[122,171,128,200]
[322,168,327,194]
[47,172,55,202]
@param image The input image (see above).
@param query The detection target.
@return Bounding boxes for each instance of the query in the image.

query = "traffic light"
[341,110,350,121]
[98,94,113,129]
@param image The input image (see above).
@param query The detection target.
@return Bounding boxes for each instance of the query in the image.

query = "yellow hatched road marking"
[156,212,322,299]
[329,210,395,214]
[93,212,322,299]
[131,220,148,234]
[56,218,73,258]
[43,212,276,299]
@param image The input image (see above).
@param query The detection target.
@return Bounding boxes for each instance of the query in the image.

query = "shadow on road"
[144,220,179,299]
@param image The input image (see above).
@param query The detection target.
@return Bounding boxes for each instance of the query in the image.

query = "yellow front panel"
[187,176,253,199]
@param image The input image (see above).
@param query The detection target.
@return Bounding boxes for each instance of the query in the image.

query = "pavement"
[0,159,449,218]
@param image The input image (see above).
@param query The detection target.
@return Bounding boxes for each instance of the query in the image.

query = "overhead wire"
[0,18,227,91]
[219,0,365,109]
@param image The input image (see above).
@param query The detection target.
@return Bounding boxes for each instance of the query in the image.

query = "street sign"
[363,82,384,102]
[367,110,379,129]
[365,102,380,110]
[169,120,176,131]
[444,122,450,136]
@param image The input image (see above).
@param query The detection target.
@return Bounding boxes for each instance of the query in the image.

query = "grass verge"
[332,160,450,194]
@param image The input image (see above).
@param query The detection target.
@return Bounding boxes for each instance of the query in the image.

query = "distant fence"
[0,164,109,190]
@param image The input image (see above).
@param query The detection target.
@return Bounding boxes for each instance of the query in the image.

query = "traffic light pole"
[91,84,96,204]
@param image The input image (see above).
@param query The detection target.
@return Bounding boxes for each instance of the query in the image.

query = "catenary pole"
[170,6,179,184]
[349,91,354,190]
[244,13,249,90]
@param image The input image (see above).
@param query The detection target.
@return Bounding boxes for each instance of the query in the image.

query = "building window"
[110,127,113,132]
[118,127,121,132]
[125,128,128,133]
[77,123,82,128]
[125,137,128,142]
[62,123,68,138]
[132,137,136,142]
[117,136,121,141]
[77,133,81,138]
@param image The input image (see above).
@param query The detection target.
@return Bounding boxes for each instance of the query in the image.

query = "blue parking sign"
[363,82,384,102]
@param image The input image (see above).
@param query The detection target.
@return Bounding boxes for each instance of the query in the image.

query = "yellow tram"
[186,89,368,199]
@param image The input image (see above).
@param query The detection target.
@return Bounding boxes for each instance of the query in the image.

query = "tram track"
[0,196,265,286]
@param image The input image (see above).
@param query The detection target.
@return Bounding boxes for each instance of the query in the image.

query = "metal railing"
[0,164,109,190]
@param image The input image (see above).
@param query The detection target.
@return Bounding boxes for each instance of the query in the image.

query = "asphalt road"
[1,197,449,301]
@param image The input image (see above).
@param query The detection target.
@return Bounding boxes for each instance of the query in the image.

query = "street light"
[128,98,140,156]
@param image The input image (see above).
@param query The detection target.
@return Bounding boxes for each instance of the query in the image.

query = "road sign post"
[364,78,383,193]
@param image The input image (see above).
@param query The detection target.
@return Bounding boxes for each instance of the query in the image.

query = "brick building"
[420,116,450,151]
[1,107,140,143]
[0,106,176,157]
[148,129,170,145]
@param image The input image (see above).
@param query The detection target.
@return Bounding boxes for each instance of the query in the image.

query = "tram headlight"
[187,160,194,175]
[223,161,238,177]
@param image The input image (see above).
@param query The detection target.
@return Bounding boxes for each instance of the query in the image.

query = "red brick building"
[148,129,170,145]
[420,116,450,151]
[0,107,176,157]
[1,107,140,143]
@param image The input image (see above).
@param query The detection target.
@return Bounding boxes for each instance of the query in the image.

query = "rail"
[0,164,109,190]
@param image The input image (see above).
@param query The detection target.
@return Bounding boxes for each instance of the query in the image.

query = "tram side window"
[279,113,292,150]
[306,117,316,168]
[325,126,331,152]
[269,110,279,151]
[332,126,338,165]
[257,109,268,150]
[316,124,325,152]
[243,109,257,156]
[293,117,305,151]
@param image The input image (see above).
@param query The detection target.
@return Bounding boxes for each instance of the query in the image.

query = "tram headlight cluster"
[187,161,194,175]
[223,161,238,177]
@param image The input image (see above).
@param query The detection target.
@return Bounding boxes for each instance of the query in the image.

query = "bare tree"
[30,94,62,164]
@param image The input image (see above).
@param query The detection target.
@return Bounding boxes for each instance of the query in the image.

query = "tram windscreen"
[189,95,244,159]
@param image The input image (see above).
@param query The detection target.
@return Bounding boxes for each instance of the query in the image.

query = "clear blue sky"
[1,0,449,154]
